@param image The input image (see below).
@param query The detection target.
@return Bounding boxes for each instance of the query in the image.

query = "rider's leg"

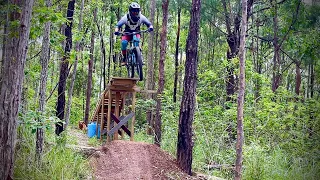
[121,35,130,65]
[135,34,144,64]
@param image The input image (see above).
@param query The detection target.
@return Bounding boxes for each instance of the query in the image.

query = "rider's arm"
[140,14,153,28]
[115,15,127,33]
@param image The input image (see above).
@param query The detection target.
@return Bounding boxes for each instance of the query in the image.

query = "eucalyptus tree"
[0,0,34,178]
[173,1,181,103]
[235,0,248,178]
[177,0,202,175]
[36,0,52,162]
[65,0,85,128]
[56,0,75,135]
[84,6,98,125]
[155,0,170,146]
[146,0,156,134]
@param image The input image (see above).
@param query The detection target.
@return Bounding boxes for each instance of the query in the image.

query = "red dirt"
[90,140,201,180]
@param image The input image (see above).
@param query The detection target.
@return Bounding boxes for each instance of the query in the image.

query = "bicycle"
[117,30,149,81]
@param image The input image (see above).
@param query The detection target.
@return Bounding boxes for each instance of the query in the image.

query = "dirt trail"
[70,128,214,179]
[90,140,200,180]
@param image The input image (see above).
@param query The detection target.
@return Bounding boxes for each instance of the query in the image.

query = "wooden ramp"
[90,77,140,141]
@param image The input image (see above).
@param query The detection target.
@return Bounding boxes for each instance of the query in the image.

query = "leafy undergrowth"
[14,126,91,180]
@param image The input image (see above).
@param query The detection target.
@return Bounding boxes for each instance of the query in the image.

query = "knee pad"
[121,40,128,50]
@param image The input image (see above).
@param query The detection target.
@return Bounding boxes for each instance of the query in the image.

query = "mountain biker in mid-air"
[114,2,153,66]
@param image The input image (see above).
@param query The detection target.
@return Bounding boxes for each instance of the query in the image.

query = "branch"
[253,35,273,42]
[279,0,302,48]
[27,50,41,61]
[46,64,73,102]
[249,0,287,16]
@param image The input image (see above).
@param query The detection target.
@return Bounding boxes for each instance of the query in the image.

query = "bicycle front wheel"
[133,47,143,81]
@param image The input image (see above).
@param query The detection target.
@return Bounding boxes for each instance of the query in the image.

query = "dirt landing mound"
[91,140,199,180]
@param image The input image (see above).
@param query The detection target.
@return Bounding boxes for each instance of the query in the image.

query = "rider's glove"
[114,31,120,36]
[148,27,153,32]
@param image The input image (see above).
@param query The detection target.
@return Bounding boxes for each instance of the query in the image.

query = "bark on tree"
[271,0,281,92]
[65,0,84,128]
[295,61,301,96]
[84,8,97,125]
[155,0,169,146]
[176,0,201,175]
[56,0,75,135]
[0,0,34,179]
[108,7,114,80]
[222,0,254,102]
[36,0,52,162]
[96,22,106,90]
[146,0,156,135]
[235,0,248,179]
[173,7,181,103]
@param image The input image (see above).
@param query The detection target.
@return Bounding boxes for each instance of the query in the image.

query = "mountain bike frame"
[118,30,149,81]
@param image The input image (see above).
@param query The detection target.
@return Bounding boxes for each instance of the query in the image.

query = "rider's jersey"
[116,13,152,32]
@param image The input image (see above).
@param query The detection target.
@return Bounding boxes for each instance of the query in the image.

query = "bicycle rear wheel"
[133,47,143,81]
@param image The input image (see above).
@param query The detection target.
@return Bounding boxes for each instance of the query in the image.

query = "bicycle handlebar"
[117,29,149,36]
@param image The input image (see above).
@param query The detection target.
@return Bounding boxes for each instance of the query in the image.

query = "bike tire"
[126,54,135,78]
[134,47,143,81]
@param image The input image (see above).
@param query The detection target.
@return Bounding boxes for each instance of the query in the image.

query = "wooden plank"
[114,92,120,140]
[99,92,105,139]
[106,90,112,142]
[110,114,131,136]
[130,92,136,141]
[107,112,134,136]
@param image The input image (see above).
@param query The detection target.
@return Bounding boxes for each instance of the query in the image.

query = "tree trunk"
[146,0,156,135]
[84,8,97,125]
[310,62,314,98]
[235,0,248,179]
[56,0,75,135]
[155,0,169,146]
[65,0,84,128]
[0,0,34,179]
[108,8,114,81]
[173,7,181,103]
[176,0,201,175]
[222,0,239,103]
[271,0,281,92]
[96,22,106,90]
[295,61,301,96]
[36,0,52,162]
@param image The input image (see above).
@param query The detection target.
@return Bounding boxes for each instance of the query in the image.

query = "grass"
[14,127,92,180]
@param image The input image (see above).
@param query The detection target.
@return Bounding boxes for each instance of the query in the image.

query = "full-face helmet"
[128,2,141,22]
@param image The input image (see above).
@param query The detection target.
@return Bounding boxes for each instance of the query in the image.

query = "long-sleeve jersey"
[116,13,152,32]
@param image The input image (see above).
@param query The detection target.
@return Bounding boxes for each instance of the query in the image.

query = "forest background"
[0,0,319,179]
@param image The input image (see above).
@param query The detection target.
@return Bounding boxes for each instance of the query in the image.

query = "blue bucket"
[87,122,100,138]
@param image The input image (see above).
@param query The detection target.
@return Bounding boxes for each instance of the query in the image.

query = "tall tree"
[222,0,254,102]
[173,5,181,103]
[176,0,201,175]
[84,7,97,125]
[56,0,75,135]
[65,0,85,128]
[36,0,52,162]
[271,0,281,92]
[0,0,34,178]
[155,0,169,146]
[146,0,156,134]
[235,0,248,179]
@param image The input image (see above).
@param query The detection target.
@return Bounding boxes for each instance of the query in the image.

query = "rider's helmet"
[128,2,141,22]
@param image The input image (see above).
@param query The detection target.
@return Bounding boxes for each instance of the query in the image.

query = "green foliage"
[19,110,62,134]
[14,126,91,179]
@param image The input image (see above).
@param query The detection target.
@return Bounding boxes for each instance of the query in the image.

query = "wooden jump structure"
[90,77,140,141]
